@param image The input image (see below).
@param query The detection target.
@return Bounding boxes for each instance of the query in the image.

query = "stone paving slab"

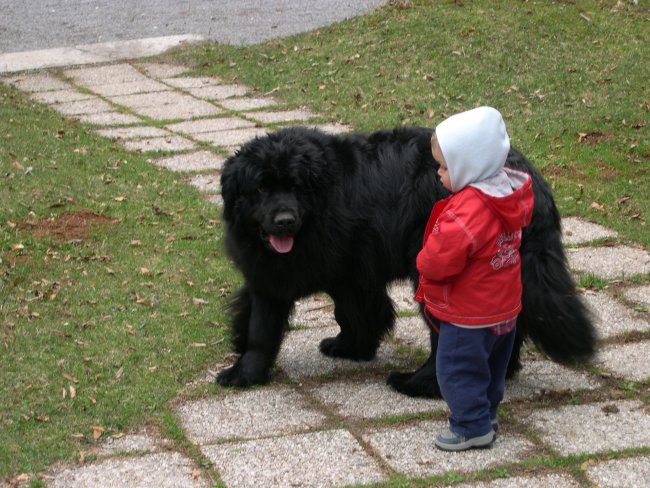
[188,174,220,194]
[0,36,203,73]
[0,47,107,73]
[249,108,319,124]
[392,315,430,351]
[51,98,114,116]
[525,400,650,456]
[193,127,269,146]
[166,116,255,135]
[138,102,223,120]
[2,72,72,92]
[208,194,224,206]
[586,456,650,488]
[562,217,618,245]
[582,291,650,338]
[448,474,581,488]
[48,451,208,488]
[388,279,418,313]
[188,84,251,100]
[95,433,161,456]
[176,387,326,444]
[202,429,386,488]
[122,136,196,153]
[363,419,534,477]
[89,79,170,97]
[73,111,142,125]
[506,360,599,400]
[219,96,278,111]
[596,341,650,381]
[108,91,195,108]
[65,63,150,86]
[310,123,355,134]
[311,379,445,419]
[96,126,172,140]
[567,245,650,279]
[77,36,203,63]
[153,151,226,173]
[30,89,96,104]
[160,76,222,89]
[291,294,336,328]
[276,326,398,380]
[136,62,190,79]
[624,284,650,307]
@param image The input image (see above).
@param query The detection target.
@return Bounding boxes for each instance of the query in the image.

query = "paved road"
[0,0,385,54]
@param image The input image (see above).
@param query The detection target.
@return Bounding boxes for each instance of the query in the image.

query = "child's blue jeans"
[436,321,516,438]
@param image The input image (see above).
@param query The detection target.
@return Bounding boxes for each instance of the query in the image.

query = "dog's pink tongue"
[269,235,294,253]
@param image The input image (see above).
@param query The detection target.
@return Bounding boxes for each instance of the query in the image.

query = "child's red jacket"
[414,168,534,326]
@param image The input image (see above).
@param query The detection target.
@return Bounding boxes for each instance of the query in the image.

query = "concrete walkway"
[3,59,650,488]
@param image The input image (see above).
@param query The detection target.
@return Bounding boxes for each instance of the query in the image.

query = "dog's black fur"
[217,126,596,396]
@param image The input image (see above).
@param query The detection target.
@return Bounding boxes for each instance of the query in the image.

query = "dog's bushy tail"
[510,150,597,365]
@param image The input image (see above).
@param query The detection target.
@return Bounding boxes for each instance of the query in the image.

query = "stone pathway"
[2,63,650,488]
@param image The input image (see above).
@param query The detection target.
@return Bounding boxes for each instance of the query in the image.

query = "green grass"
[0,86,236,477]
[1,0,649,481]
[173,0,648,245]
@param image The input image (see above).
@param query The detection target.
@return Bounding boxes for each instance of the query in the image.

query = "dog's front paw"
[215,357,269,387]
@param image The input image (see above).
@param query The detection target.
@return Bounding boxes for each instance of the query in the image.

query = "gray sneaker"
[434,428,496,451]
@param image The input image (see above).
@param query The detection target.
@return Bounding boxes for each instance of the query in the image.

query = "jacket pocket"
[423,283,450,309]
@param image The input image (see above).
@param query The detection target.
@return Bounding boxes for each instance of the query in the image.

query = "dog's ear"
[220,154,246,222]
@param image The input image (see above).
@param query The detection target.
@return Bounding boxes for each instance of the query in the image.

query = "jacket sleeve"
[416,210,474,282]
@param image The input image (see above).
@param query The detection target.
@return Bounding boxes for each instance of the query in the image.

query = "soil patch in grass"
[17,210,118,244]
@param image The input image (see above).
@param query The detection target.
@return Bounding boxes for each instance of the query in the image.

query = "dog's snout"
[274,211,296,228]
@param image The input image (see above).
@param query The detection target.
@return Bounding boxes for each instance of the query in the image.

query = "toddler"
[415,106,534,451]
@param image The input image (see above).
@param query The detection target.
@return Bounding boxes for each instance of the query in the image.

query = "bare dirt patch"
[18,210,118,243]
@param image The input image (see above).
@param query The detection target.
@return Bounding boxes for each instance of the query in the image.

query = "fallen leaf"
[192,297,209,306]
[91,426,105,440]
[590,201,606,212]
[577,131,605,144]
[135,293,152,307]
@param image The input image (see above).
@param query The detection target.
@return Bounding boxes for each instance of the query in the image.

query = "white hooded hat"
[435,106,510,193]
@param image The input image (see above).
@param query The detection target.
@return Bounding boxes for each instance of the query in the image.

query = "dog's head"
[220,127,334,254]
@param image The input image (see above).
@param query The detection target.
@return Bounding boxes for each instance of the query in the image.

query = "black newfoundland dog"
[216,126,596,397]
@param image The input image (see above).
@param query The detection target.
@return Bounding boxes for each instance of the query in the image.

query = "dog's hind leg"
[216,288,293,387]
[386,327,442,398]
[320,286,395,361]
